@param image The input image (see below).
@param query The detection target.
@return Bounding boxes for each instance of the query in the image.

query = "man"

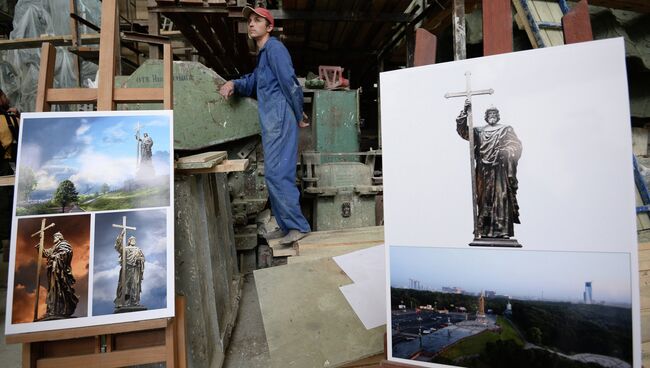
[40,232,78,319]
[114,229,145,311]
[0,88,18,287]
[456,100,522,239]
[219,6,310,244]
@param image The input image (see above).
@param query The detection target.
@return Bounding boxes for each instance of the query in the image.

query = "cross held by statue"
[112,216,136,306]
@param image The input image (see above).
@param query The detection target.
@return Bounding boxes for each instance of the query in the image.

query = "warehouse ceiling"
[150,0,649,89]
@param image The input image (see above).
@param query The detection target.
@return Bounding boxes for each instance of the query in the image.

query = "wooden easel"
[380,0,593,367]
[5,0,185,367]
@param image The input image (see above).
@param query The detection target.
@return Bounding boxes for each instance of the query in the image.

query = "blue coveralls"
[233,37,311,234]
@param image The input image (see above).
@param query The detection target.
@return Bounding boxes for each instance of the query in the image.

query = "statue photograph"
[455,100,522,246]
[113,227,146,313]
[135,127,155,178]
[92,209,168,317]
[10,215,90,325]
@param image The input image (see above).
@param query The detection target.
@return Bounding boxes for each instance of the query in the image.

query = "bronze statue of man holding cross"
[112,216,146,313]
[446,72,523,247]
[33,220,78,321]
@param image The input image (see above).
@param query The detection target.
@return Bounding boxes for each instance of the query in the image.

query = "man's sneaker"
[279,230,308,245]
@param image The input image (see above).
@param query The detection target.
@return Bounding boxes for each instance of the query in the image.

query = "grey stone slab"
[254,257,384,368]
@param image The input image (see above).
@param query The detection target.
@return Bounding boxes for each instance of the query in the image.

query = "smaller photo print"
[11,214,90,323]
[389,246,633,368]
[92,209,168,316]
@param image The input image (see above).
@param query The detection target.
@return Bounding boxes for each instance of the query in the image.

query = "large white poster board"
[381,38,640,368]
[5,110,175,335]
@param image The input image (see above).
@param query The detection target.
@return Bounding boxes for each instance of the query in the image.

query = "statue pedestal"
[114,306,148,314]
[469,237,522,248]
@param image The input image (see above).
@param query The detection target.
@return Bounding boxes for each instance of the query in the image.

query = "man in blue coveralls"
[219,6,310,245]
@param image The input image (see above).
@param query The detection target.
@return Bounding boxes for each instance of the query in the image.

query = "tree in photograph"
[54,180,79,213]
[527,326,542,345]
[18,166,37,201]
[101,183,110,194]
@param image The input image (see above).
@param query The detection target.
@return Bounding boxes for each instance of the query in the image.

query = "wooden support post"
[148,0,161,60]
[97,0,119,111]
[414,28,437,67]
[562,0,593,44]
[35,43,56,112]
[164,43,173,110]
[68,0,82,87]
[452,0,466,60]
[483,0,513,55]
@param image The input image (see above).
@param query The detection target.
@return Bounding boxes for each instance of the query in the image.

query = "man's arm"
[266,41,304,124]
[456,99,471,141]
[220,71,257,99]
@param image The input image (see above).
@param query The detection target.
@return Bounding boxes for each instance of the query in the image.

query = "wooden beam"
[6,318,169,344]
[35,43,56,112]
[414,28,437,67]
[268,9,411,22]
[562,0,594,44]
[97,0,119,111]
[114,88,164,103]
[36,346,167,368]
[0,175,14,186]
[0,34,101,50]
[483,0,513,55]
[46,88,97,104]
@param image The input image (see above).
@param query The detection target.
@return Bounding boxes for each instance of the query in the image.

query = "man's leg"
[262,112,310,237]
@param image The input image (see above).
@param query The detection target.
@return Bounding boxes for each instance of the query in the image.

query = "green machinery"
[301,90,382,231]
[120,60,267,270]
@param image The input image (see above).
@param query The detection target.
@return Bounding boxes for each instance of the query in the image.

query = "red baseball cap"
[243,6,274,27]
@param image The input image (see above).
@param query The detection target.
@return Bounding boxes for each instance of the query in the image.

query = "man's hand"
[299,112,310,128]
[219,81,235,99]
[463,98,471,113]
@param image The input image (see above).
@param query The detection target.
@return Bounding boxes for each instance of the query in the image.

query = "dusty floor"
[222,273,270,368]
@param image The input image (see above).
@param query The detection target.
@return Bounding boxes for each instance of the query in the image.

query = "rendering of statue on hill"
[40,231,78,319]
[113,228,146,313]
[135,127,154,177]
[455,99,523,247]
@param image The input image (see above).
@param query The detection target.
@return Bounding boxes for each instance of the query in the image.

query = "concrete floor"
[222,273,270,368]
[0,288,23,368]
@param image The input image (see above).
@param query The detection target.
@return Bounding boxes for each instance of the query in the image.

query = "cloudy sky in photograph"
[390,246,632,304]
[17,113,171,199]
[92,209,168,315]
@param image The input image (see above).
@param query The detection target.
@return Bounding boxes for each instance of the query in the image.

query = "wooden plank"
[639,242,650,252]
[531,0,564,46]
[413,28,436,67]
[165,319,175,368]
[0,175,15,186]
[483,0,513,55]
[36,43,56,112]
[176,159,250,174]
[341,353,383,367]
[164,43,173,109]
[36,346,167,368]
[562,0,593,44]
[46,88,97,104]
[0,34,101,50]
[643,309,650,343]
[177,151,227,164]
[97,0,119,111]
[6,319,169,344]
[512,0,541,48]
[644,341,650,368]
[175,296,188,368]
[113,88,164,103]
